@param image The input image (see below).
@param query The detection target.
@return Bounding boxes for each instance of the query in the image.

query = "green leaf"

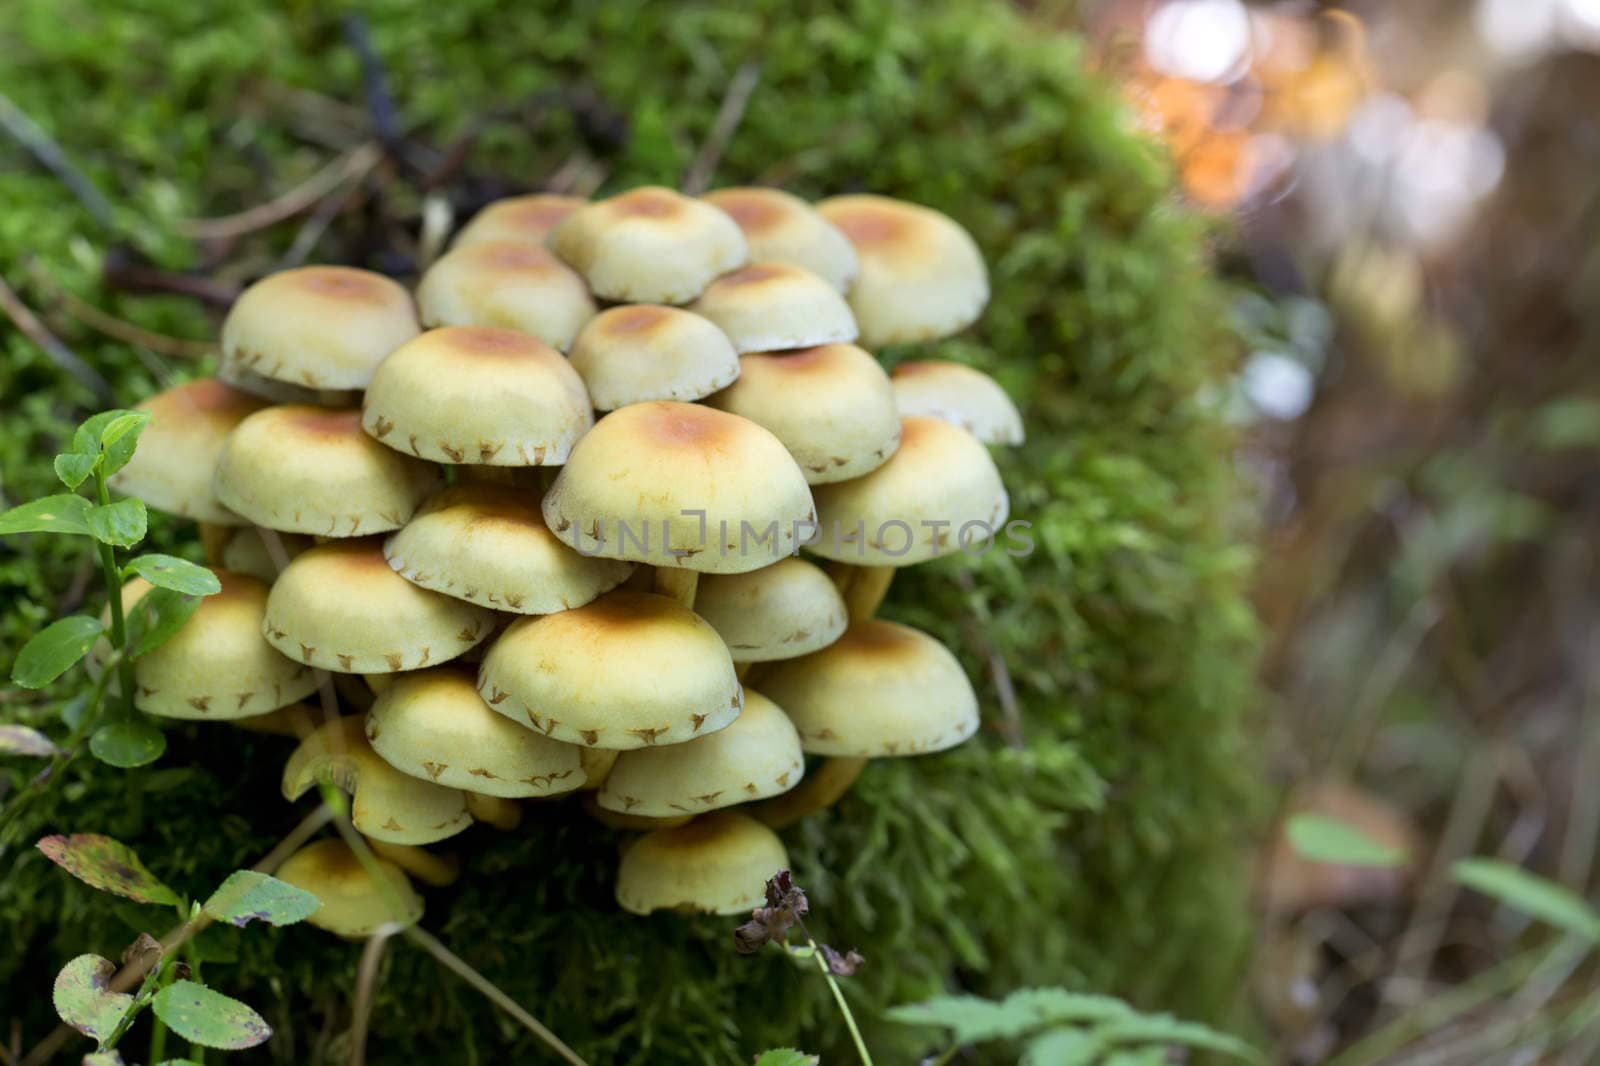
[1007,988,1135,1025]
[753,1052,817,1066]
[151,981,273,1050]
[12,616,104,688]
[1102,1049,1167,1066]
[1286,814,1408,868]
[0,723,62,757]
[126,554,222,596]
[887,995,1043,1043]
[84,1053,130,1065]
[0,494,94,536]
[203,870,321,927]
[1096,1016,1261,1062]
[98,411,151,474]
[90,719,166,768]
[125,587,201,659]
[1021,1028,1099,1066]
[85,499,148,548]
[54,451,100,489]
[1453,859,1600,941]
[52,954,135,1044]
[36,833,181,905]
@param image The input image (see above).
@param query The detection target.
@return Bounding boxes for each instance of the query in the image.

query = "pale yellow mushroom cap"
[702,187,858,291]
[415,243,597,351]
[217,361,359,407]
[890,360,1024,445]
[693,558,847,663]
[567,305,740,411]
[551,185,747,304]
[384,483,632,614]
[541,402,815,574]
[476,589,741,750]
[367,667,583,798]
[808,415,1008,566]
[220,266,420,389]
[687,262,857,353]
[108,378,266,523]
[816,195,988,347]
[452,194,584,249]
[108,571,315,719]
[759,619,980,757]
[263,539,497,673]
[213,406,440,537]
[275,838,423,938]
[282,715,472,845]
[599,688,804,817]
[614,810,788,916]
[705,344,900,485]
[363,327,593,467]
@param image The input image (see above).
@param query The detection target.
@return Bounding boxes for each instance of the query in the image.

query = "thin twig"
[101,256,242,308]
[343,14,405,157]
[0,90,115,227]
[348,922,401,1066]
[681,62,762,196]
[956,570,1024,750]
[25,260,213,360]
[278,156,379,269]
[177,142,382,240]
[0,273,114,405]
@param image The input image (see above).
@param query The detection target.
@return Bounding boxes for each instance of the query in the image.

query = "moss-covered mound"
[0,1,1260,1061]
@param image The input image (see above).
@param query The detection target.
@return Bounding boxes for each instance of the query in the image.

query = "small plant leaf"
[1096,1015,1261,1061]
[125,554,222,596]
[85,499,148,548]
[54,452,100,489]
[36,833,181,905]
[97,411,150,475]
[1286,814,1408,868]
[90,719,167,768]
[0,494,94,537]
[52,954,134,1043]
[887,994,1043,1043]
[12,616,104,688]
[1021,1028,1100,1066]
[203,870,321,927]
[151,981,273,1050]
[752,1051,817,1066]
[125,587,201,659]
[84,1053,130,1065]
[1008,988,1135,1025]
[1453,858,1600,940]
[0,723,63,757]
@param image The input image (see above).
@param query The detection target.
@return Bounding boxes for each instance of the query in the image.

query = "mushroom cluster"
[110,184,1024,930]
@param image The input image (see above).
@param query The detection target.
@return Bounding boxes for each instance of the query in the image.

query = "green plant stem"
[101,951,171,1051]
[796,928,873,1066]
[93,467,134,720]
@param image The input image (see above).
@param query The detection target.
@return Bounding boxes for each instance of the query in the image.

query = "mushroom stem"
[368,839,461,887]
[750,756,869,829]
[734,661,752,681]
[834,564,893,622]
[578,748,619,791]
[198,521,232,566]
[465,792,523,831]
[652,566,700,610]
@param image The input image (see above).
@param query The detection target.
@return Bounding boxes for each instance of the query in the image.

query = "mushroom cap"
[415,243,597,351]
[705,344,900,485]
[214,406,440,537]
[890,360,1025,445]
[367,667,583,798]
[702,187,858,291]
[476,589,741,750]
[275,838,423,939]
[550,185,747,304]
[567,305,740,411]
[614,810,788,916]
[283,714,472,845]
[687,262,858,353]
[758,619,979,757]
[383,483,632,614]
[452,193,584,249]
[599,688,804,817]
[217,360,359,406]
[541,402,815,574]
[111,571,316,719]
[220,266,420,389]
[108,378,266,523]
[362,327,593,467]
[816,195,988,347]
[263,538,497,673]
[808,415,1008,566]
[214,526,310,583]
[693,558,847,662]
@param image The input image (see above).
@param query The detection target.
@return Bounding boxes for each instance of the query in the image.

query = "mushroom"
[890,360,1024,445]
[204,525,310,583]
[701,187,858,291]
[566,305,740,411]
[598,688,804,817]
[282,714,471,845]
[383,483,632,614]
[578,748,620,791]
[686,262,858,353]
[217,360,360,406]
[220,266,420,390]
[104,571,316,720]
[367,839,461,888]
[614,810,788,916]
[451,193,584,250]
[213,406,440,537]
[580,793,692,831]
[692,558,847,663]
[816,195,988,347]
[415,243,596,351]
[107,378,266,523]
[464,794,523,831]
[275,838,424,938]
[705,343,900,484]
[476,589,741,750]
[262,538,497,673]
[550,186,747,304]
[361,326,593,467]
[366,667,583,798]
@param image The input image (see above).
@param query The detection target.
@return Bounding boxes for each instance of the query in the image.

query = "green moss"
[0,0,1261,1062]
